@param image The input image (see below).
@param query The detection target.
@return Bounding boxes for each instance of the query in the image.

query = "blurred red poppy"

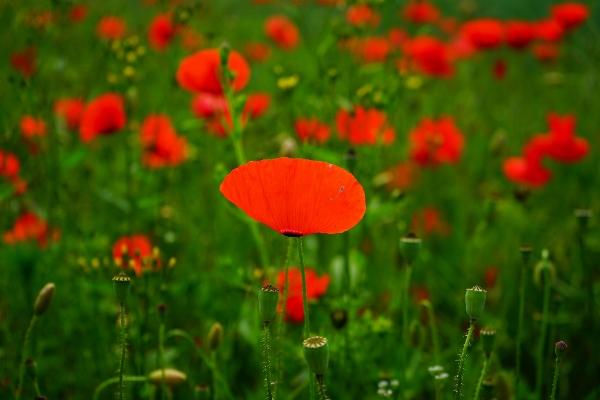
[505,21,535,50]
[460,19,504,50]
[401,1,440,24]
[0,150,27,194]
[140,114,188,168]
[535,19,564,42]
[79,93,127,143]
[97,16,127,40]
[346,4,380,28]
[53,98,84,131]
[484,266,499,288]
[533,43,560,63]
[385,161,420,191]
[68,4,88,23]
[493,59,507,80]
[148,13,178,51]
[388,28,409,51]
[176,49,250,95]
[336,106,395,145]
[294,118,331,144]
[405,36,454,78]
[10,47,36,78]
[191,93,228,119]
[551,2,589,30]
[179,27,203,51]
[244,41,272,62]
[112,234,154,277]
[409,116,464,167]
[264,15,300,51]
[3,212,59,248]
[274,267,330,322]
[20,116,46,138]
[244,93,271,119]
[348,36,390,63]
[503,136,552,188]
[220,158,366,237]
[542,113,588,163]
[411,207,451,236]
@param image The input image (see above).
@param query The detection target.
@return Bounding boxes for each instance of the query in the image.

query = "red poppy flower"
[493,59,507,80]
[294,118,331,144]
[542,113,588,163]
[53,98,84,131]
[68,4,88,23]
[535,19,564,42]
[179,27,203,52]
[388,28,409,51]
[10,47,36,78]
[346,4,381,28]
[385,161,420,191]
[244,93,271,119]
[551,2,589,30]
[349,36,390,63]
[411,207,451,236]
[505,21,535,50]
[503,136,552,188]
[409,116,464,167]
[140,114,188,168]
[112,234,154,276]
[460,19,504,50]
[264,15,300,51]
[148,13,178,51]
[274,267,330,322]
[336,106,395,145]
[401,1,440,24]
[405,36,454,78]
[220,158,366,237]
[0,150,27,194]
[20,116,46,138]
[484,266,499,288]
[191,93,228,119]
[97,16,126,40]
[79,93,127,143]
[244,41,272,62]
[176,49,250,95]
[3,212,59,248]
[533,43,560,63]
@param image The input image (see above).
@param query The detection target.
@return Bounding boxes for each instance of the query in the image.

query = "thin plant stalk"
[296,236,315,400]
[93,376,148,400]
[119,302,127,400]
[158,321,167,400]
[516,258,527,396]
[474,356,490,400]
[263,324,274,400]
[398,262,412,400]
[455,320,476,400]
[15,315,37,400]
[550,356,561,400]
[33,379,41,397]
[275,239,294,399]
[535,267,551,399]
[420,300,441,364]
[212,351,218,400]
[578,231,597,381]
[316,375,328,400]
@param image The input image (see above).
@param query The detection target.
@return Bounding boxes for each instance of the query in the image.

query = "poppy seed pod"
[400,233,421,265]
[555,341,567,358]
[33,283,55,316]
[465,286,487,321]
[480,327,496,356]
[519,245,532,264]
[25,359,37,381]
[149,368,187,387]
[112,271,131,302]
[259,285,279,324]
[302,336,329,376]
[207,322,223,351]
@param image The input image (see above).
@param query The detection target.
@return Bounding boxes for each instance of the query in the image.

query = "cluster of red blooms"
[503,112,588,188]
[294,118,331,144]
[3,211,60,248]
[0,150,27,195]
[273,267,330,323]
[336,105,395,146]
[139,114,188,168]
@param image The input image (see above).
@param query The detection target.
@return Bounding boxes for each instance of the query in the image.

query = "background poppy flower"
[408,116,464,167]
[294,118,331,144]
[535,19,564,42]
[505,21,535,50]
[401,1,440,24]
[336,106,395,145]
[220,158,366,237]
[244,93,271,119]
[176,49,251,95]
[97,16,126,40]
[68,4,88,23]
[79,93,126,143]
[10,47,36,78]
[140,114,188,168]
[542,113,588,163]
[493,59,507,80]
[551,2,589,30]
[53,98,84,131]
[264,15,300,51]
[411,207,451,236]
[503,136,552,188]
[112,234,154,276]
[346,4,380,28]
[244,41,272,62]
[460,19,504,50]
[533,43,560,63]
[349,36,390,64]
[274,267,330,322]
[405,36,454,78]
[20,116,46,138]
[3,211,59,248]
[385,161,420,191]
[148,13,178,51]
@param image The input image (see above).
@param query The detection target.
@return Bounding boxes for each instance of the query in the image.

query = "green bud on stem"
[303,336,329,376]
[465,286,487,321]
[258,284,279,324]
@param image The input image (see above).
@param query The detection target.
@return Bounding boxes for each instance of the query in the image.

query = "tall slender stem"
[474,356,490,400]
[455,320,476,400]
[211,351,218,400]
[516,259,527,397]
[421,300,440,364]
[579,232,597,382]
[296,237,315,400]
[275,239,293,399]
[158,322,166,400]
[119,302,127,400]
[402,264,413,346]
[93,376,148,400]
[550,357,561,400]
[535,267,551,399]
[263,324,274,400]
[15,315,37,400]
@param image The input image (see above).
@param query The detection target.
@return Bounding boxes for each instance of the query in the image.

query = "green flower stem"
[402,264,413,346]
[158,322,166,400]
[15,315,37,400]
[296,237,315,400]
[535,267,551,399]
[455,320,476,400]
[93,376,148,400]
[550,356,562,400]
[474,356,490,400]
[420,300,441,364]
[263,324,274,400]
[275,238,294,399]
[212,351,218,400]
[33,380,41,397]
[516,258,527,396]
[164,329,234,400]
[579,232,597,380]
[119,302,127,400]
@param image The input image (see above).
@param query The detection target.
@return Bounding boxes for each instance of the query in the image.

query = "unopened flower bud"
[258,285,279,324]
[465,286,487,321]
[555,341,567,358]
[400,233,421,265]
[34,283,55,316]
[149,368,187,387]
[480,327,496,356]
[25,359,37,381]
[207,322,223,351]
[112,272,131,302]
[302,336,329,376]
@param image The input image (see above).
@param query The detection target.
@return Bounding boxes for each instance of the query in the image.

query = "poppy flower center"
[281,230,303,237]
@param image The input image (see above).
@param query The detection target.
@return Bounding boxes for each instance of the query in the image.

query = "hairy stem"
[550,356,561,400]
[474,356,489,400]
[275,239,293,399]
[455,320,476,400]
[263,324,274,400]
[15,315,37,400]
[421,300,441,365]
[93,376,148,400]
[316,376,328,400]
[535,267,551,398]
[119,302,127,400]
[296,237,314,400]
